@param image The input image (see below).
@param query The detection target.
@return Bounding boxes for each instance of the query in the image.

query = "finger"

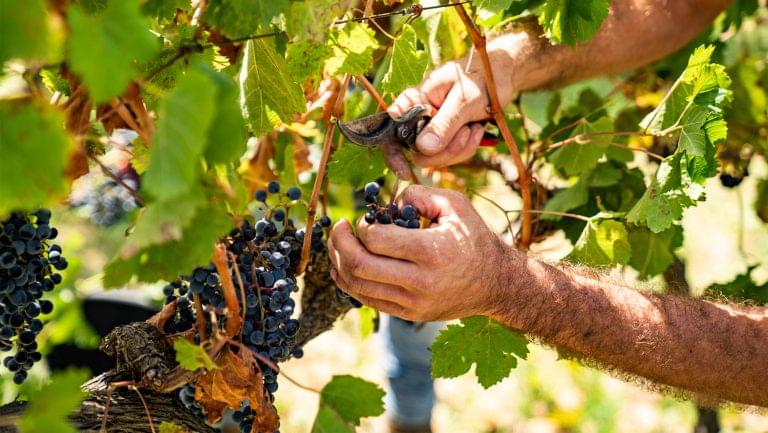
[419,65,458,107]
[413,123,483,168]
[389,88,429,118]
[355,217,431,263]
[330,267,415,307]
[395,184,463,222]
[381,141,413,181]
[415,88,469,156]
[332,271,412,318]
[328,220,418,286]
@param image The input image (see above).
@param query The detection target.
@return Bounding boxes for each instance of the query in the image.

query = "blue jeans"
[382,316,443,428]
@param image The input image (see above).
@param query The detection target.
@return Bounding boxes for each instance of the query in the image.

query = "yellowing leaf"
[174,338,218,372]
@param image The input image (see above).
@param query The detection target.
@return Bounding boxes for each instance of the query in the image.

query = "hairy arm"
[390,0,732,166]
[490,252,768,407]
[329,185,768,408]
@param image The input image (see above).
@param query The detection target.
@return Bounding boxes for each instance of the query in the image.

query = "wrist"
[487,25,563,102]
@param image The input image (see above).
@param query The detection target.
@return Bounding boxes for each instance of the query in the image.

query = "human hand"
[327,185,516,321]
[388,45,517,169]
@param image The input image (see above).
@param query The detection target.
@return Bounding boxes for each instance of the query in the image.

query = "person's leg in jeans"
[382,315,443,433]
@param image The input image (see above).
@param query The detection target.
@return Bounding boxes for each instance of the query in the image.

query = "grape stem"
[86,153,144,206]
[356,75,388,111]
[452,2,533,250]
[212,244,243,337]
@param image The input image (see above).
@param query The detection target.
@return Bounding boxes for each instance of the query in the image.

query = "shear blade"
[337,112,395,148]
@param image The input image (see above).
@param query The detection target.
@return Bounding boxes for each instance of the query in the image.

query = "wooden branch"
[451,2,533,249]
[356,75,388,110]
[298,74,351,274]
[86,154,144,206]
[212,244,243,337]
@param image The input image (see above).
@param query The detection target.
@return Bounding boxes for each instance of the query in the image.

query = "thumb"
[415,88,468,156]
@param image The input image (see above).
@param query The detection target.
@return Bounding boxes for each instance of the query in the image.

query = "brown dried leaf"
[194,346,278,432]
[244,132,277,193]
[289,132,312,174]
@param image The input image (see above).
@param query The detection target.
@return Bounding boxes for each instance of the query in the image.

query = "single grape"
[254,189,268,202]
[286,187,301,201]
[364,182,380,197]
[267,181,280,194]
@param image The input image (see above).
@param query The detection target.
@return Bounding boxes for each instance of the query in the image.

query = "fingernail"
[419,132,440,153]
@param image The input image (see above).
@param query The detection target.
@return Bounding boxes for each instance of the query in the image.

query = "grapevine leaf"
[678,107,718,182]
[570,219,631,267]
[325,23,379,76]
[626,153,703,233]
[0,0,60,63]
[539,0,610,47]
[205,0,289,39]
[542,179,588,219]
[287,40,333,84]
[68,0,158,102]
[173,338,217,371]
[125,192,204,250]
[240,39,306,135]
[328,144,387,189]
[431,316,529,388]
[18,369,90,433]
[157,422,186,433]
[141,0,190,20]
[103,204,231,286]
[286,0,341,45]
[143,66,217,201]
[0,102,73,217]
[628,225,683,279]
[202,69,247,165]
[381,24,429,94]
[475,0,516,24]
[549,116,613,175]
[311,375,385,432]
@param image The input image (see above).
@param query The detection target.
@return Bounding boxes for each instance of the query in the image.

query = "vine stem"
[548,138,665,161]
[356,75,388,110]
[86,153,144,206]
[299,0,376,273]
[451,2,533,250]
[212,244,243,337]
[279,370,322,394]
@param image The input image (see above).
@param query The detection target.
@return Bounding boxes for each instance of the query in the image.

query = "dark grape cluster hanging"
[0,209,63,384]
[162,181,329,433]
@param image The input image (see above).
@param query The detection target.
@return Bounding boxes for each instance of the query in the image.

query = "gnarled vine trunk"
[0,261,350,433]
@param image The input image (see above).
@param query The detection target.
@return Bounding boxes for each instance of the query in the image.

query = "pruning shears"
[337,105,500,151]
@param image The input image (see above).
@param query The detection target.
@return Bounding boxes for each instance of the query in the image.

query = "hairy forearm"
[486,0,731,101]
[488,248,768,407]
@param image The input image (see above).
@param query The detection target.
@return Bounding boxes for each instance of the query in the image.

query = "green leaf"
[240,39,306,135]
[0,0,60,63]
[325,23,379,76]
[202,69,247,165]
[475,0,516,24]
[311,375,385,433]
[68,0,157,102]
[549,116,613,175]
[543,179,588,219]
[287,40,333,84]
[628,225,683,279]
[141,0,190,20]
[678,107,718,182]
[570,219,631,267]
[431,316,529,388]
[539,0,610,47]
[626,153,703,233]
[381,24,429,95]
[103,204,231,286]
[19,369,90,433]
[174,338,218,371]
[205,0,289,39]
[158,422,186,433]
[357,306,377,339]
[328,144,387,189]
[0,102,73,217]
[143,66,217,201]
[124,192,204,250]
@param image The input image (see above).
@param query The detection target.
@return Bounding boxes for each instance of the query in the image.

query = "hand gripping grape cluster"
[0,209,63,384]
[161,181,330,433]
[336,181,423,309]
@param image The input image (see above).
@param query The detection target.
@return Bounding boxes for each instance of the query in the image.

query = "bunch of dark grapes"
[162,181,329,433]
[362,181,421,228]
[0,209,62,384]
[70,167,139,226]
